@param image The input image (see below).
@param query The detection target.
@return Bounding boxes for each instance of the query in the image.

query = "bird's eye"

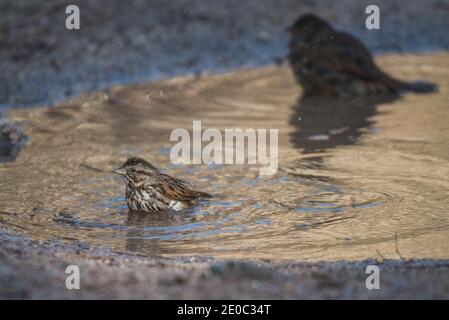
[129,167,136,173]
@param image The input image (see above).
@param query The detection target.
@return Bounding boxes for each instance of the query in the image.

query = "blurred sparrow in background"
[288,14,437,97]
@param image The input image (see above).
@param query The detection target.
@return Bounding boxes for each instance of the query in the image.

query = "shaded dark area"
[289,94,398,153]
[0,122,26,162]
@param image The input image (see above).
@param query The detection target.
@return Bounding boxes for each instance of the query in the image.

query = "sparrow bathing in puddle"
[288,14,437,97]
[114,156,211,212]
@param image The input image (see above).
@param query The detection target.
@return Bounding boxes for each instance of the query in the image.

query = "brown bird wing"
[157,174,210,204]
[309,32,402,87]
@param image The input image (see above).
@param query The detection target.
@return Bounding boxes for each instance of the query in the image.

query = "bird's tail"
[195,191,213,198]
[399,80,438,93]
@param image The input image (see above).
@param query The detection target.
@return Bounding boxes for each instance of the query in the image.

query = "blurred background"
[1,0,449,108]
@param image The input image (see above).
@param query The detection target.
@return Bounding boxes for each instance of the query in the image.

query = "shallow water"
[1,53,448,261]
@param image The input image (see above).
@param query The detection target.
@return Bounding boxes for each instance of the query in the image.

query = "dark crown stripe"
[123,156,158,171]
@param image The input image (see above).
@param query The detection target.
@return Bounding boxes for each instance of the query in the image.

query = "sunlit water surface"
[1,53,448,261]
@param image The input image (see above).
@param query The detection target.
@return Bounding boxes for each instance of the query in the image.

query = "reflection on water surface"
[1,53,449,261]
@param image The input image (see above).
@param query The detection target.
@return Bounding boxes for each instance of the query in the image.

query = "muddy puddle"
[0,53,448,261]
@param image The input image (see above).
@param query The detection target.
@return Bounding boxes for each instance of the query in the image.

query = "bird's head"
[113,156,159,184]
[287,14,332,36]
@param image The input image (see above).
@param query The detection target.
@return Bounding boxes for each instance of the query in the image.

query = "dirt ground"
[1,235,448,299]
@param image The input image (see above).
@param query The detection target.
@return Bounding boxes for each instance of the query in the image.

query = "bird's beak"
[113,167,126,175]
